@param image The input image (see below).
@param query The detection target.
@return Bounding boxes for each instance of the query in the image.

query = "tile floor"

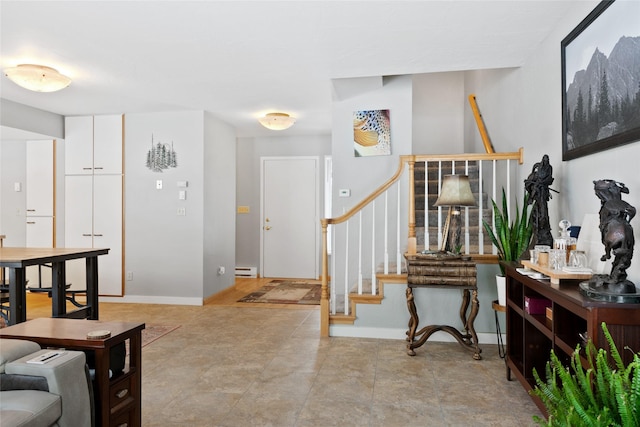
[25,292,543,426]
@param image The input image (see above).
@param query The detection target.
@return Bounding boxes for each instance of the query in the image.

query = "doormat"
[142,324,180,347]
[237,280,321,305]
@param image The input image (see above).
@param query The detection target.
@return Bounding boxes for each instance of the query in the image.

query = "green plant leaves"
[482,188,533,274]
[531,323,640,426]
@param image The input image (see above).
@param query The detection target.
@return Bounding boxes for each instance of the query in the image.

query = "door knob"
[264,226,272,230]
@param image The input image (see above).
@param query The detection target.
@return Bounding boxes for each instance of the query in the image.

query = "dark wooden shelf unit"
[503,262,640,414]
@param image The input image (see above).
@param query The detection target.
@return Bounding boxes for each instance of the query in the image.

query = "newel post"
[320,219,330,337]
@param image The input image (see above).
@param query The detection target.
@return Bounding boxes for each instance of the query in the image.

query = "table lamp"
[434,174,477,253]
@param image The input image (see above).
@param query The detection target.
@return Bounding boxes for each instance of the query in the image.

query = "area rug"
[237,280,321,305]
[142,324,180,347]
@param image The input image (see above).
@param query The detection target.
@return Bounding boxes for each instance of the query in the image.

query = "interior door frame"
[259,156,320,279]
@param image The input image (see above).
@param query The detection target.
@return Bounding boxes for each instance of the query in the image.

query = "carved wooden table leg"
[459,289,471,343]
[406,287,418,356]
[467,289,481,360]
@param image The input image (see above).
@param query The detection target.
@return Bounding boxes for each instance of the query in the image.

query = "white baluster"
[384,192,389,274]
[479,160,484,254]
[358,211,363,294]
[371,200,376,296]
[424,161,429,251]
[344,219,349,315]
[396,181,401,274]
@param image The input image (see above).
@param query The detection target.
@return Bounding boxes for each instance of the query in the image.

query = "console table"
[0,247,109,325]
[503,262,640,414]
[404,253,481,360]
[0,318,145,427]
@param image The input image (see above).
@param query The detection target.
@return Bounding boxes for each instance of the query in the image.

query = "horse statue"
[590,179,636,294]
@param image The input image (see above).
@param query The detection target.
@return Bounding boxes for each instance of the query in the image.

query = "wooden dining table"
[0,247,109,325]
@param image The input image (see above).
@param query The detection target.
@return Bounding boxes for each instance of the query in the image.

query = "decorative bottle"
[554,219,576,263]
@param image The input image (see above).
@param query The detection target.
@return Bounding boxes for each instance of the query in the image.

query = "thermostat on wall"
[339,189,351,197]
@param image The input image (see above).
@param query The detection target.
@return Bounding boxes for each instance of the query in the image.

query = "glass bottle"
[554,219,577,263]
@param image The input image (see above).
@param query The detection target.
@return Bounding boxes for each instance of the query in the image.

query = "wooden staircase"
[329,161,495,325]
[321,151,524,336]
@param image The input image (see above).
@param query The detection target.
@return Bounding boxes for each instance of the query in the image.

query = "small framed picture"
[353,110,391,157]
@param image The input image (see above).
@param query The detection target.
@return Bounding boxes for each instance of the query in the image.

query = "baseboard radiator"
[235,266,257,278]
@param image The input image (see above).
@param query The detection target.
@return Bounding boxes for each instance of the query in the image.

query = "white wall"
[0,141,27,245]
[123,111,205,304]
[235,134,331,273]
[412,72,466,153]
[203,112,237,297]
[0,99,64,139]
[332,75,413,215]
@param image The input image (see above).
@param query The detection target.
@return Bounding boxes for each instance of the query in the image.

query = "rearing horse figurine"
[593,179,636,291]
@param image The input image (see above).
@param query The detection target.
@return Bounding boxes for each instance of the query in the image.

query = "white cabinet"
[26,140,55,287]
[65,115,122,175]
[26,140,54,217]
[65,175,122,296]
[65,115,123,296]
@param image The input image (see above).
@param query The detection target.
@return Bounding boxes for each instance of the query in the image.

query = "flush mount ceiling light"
[4,64,71,92]
[258,112,296,131]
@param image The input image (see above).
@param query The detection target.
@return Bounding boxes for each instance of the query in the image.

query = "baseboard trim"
[329,326,504,345]
[99,295,203,306]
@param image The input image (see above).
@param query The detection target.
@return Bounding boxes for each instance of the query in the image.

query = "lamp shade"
[434,175,476,207]
[4,64,71,92]
[258,113,296,131]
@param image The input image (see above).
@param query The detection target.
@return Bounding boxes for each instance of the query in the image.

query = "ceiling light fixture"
[4,64,71,92]
[258,112,296,131]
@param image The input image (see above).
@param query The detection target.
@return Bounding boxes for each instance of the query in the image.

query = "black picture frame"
[561,0,640,161]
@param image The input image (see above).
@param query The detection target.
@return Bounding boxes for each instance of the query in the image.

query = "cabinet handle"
[27,221,36,225]
[26,209,36,212]
[82,167,93,170]
[94,167,104,170]
[116,388,128,399]
[93,234,103,237]
[82,233,92,237]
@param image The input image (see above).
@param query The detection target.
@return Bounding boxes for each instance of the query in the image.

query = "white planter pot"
[496,275,507,307]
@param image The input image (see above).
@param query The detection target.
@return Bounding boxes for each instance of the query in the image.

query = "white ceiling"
[1,1,577,139]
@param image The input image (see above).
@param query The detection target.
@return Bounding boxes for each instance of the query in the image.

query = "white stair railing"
[319,150,524,337]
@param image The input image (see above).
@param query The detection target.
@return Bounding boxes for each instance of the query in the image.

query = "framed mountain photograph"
[561,0,640,161]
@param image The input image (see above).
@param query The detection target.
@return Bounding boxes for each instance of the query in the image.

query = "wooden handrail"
[412,149,523,164]
[324,155,410,226]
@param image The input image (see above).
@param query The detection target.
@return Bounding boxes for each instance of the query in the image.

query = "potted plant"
[482,188,533,305]
[531,322,640,426]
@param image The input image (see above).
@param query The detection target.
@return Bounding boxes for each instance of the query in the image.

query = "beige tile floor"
[24,287,543,426]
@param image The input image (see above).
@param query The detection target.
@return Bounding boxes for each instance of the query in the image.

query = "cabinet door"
[93,175,123,296]
[65,116,94,175]
[26,216,54,247]
[93,115,123,175]
[26,140,54,217]
[26,217,54,287]
[65,175,94,248]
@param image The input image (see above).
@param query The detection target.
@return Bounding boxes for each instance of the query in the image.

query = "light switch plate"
[156,180,163,190]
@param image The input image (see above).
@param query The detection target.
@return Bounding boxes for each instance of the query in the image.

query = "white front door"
[261,157,319,279]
